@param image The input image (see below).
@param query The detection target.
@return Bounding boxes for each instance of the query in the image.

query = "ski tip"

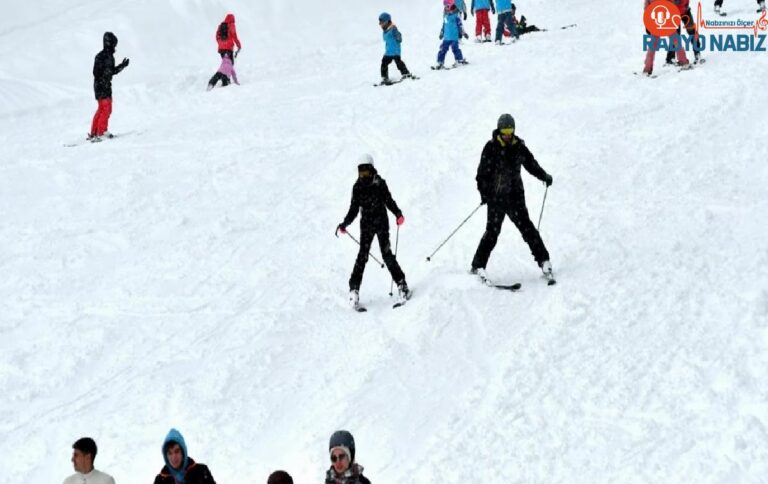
[547,279,557,286]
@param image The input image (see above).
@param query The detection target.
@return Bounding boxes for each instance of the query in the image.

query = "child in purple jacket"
[207,56,239,90]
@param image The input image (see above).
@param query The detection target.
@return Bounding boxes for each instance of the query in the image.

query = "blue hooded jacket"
[440,11,464,41]
[162,428,189,484]
[382,24,402,56]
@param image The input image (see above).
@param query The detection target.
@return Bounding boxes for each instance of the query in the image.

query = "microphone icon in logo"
[652,5,672,28]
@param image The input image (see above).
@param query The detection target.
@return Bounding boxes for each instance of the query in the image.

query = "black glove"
[463,32,469,39]
[492,7,496,14]
[480,194,488,205]
[544,174,553,187]
[235,49,241,58]
[463,11,468,20]
[120,58,130,68]
[471,9,474,17]
[439,34,444,40]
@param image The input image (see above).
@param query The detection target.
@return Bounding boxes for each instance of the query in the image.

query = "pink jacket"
[218,56,239,85]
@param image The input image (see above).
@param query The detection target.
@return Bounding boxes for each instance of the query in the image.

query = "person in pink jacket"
[207,55,239,90]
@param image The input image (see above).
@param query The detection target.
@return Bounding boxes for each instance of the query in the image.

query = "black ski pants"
[208,71,230,87]
[381,56,410,78]
[349,226,405,291]
[471,202,549,270]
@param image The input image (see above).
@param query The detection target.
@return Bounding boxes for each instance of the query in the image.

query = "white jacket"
[62,469,115,484]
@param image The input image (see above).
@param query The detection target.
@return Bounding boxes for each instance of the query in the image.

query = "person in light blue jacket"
[455,0,469,20]
[378,12,413,84]
[435,0,469,69]
[495,0,519,44]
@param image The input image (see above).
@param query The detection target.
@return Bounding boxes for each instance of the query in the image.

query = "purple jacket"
[218,57,239,84]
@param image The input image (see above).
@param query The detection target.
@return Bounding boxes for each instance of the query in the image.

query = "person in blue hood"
[154,428,216,484]
[378,12,413,85]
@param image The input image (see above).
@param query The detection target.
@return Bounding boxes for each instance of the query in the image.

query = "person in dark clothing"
[471,114,554,281]
[154,428,216,484]
[515,15,542,34]
[267,470,293,484]
[325,430,372,484]
[89,32,129,142]
[336,154,409,307]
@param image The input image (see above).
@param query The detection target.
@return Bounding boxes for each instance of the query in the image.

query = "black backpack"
[217,21,229,40]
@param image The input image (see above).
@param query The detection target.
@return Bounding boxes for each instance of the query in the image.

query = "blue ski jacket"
[383,25,402,56]
[440,11,464,41]
[472,0,495,12]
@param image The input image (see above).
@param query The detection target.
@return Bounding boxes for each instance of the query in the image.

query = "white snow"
[1,0,767,482]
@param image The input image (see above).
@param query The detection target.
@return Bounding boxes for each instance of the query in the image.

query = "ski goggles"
[330,453,349,463]
[500,128,515,136]
[358,169,372,178]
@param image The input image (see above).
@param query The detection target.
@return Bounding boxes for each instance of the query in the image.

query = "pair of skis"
[352,290,412,312]
[373,75,420,87]
[350,271,556,312]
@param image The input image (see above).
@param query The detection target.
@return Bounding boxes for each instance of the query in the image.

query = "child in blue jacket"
[495,0,519,44]
[435,0,469,69]
[378,12,413,84]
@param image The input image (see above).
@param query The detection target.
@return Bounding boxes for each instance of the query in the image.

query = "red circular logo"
[644,0,683,37]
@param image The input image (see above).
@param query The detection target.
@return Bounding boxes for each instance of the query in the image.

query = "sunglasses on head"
[500,128,515,136]
[330,453,348,463]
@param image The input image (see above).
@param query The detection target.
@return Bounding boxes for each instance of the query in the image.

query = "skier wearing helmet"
[336,154,410,310]
[325,430,371,484]
[377,12,414,85]
[433,0,469,69]
[471,114,555,284]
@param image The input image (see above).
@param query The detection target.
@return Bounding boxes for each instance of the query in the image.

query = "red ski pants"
[90,98,112,136]
[475,9,492,37]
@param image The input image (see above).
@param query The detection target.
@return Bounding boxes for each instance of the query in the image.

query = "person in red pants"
[471,0,496,42]
[89,32,129,142]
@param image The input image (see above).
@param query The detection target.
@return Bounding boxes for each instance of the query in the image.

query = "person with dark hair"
[471,114,555,284]
[267,470,294,484]
[336,154,410,310]
[88,32,129,142]
[154,428,216,484]
[62,437,115,484]
[325,430,371,484]
[216,14,242,62]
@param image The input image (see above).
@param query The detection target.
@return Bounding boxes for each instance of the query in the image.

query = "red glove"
[396,215,405,226]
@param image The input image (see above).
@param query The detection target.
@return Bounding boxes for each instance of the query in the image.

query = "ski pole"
[537,185,549,232]
[345,232,385,268]
[426,203,482,262]
[389,224,400,296]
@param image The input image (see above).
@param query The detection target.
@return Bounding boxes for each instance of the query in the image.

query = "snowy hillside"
[1,0,767,482]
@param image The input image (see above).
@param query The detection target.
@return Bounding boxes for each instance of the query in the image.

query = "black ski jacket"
[476,130,549,205]
[93,48,125,99]
[341,167,402,232]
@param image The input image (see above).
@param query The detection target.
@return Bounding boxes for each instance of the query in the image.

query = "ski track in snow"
[1,0,768,482]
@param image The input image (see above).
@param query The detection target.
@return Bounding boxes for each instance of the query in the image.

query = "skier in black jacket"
[89,32,129,142]
[471,114,554,281]
[336,154,409,307]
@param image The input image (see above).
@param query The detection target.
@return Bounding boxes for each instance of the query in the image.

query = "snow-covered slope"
[1,1,767,483]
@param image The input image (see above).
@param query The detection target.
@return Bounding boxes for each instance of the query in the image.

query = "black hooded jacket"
[93,32,125,99]
[341,164,402,231]
[476,130,548,205]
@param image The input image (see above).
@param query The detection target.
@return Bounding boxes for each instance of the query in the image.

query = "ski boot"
[475,35,483,43]
[397,281,411,301]
[102,131,115,139]
[471,267,491,285]
[380,76,393,85]
[457,59,469,65]
[540,260,557,285]
[759,0,766,12]
[432,63,445,70]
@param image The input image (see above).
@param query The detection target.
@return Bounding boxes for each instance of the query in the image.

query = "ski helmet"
[329,430,356,463]
[378,12,391,23]
[443,0,456,7]
[357,153,374,166]
[497,113,516,131]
